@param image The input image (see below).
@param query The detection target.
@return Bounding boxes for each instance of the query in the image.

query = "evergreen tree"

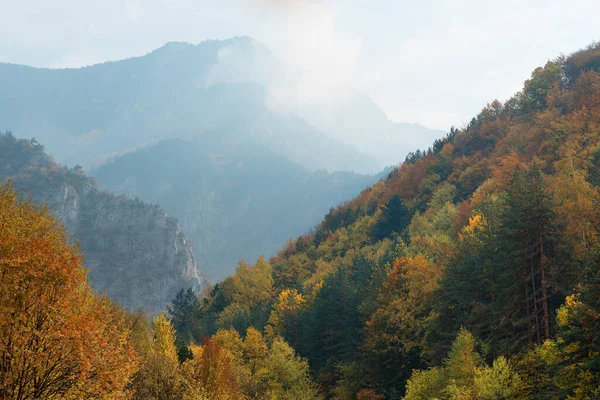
[371,195,410,241]
[492,167,574,351]
[427,207,501,361]
[554,254,600,397]
[303,266,361,390]
[168,287,201,361]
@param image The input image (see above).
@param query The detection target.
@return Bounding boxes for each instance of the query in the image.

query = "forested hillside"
[165,42,600,399]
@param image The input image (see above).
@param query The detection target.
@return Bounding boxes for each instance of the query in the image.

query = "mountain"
[0,37,379,173]
[0,37,389,280]
[294,89,447,167]
[0,36,447,173]
[92,132,382,280]
[0,132,205,313]
[169,43,600,398]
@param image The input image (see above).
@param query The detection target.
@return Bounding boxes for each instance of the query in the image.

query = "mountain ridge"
[0,36,441,173]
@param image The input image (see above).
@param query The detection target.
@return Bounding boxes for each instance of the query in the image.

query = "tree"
[550,157,600,260]
[363,255,441,397]
[552,256,600,398]
[371,195,410,241]
[303,265,361,389]
[521,60,564,111]
[262,338,321,400]
[181,339,241,400]
[214,257,275,335]
[427,211,499,361]
[169,287,201,340]
[492,167,574,351]
[212,327,321,399]
[129,314,182,400]
[405,329,523,400]
[169,287,201,361]
[267,288,307,350]
[0,184,137,399]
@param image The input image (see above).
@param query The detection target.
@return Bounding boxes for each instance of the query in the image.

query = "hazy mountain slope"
[0,132,205,313]
[0,37,379,173]
[296,90,447,167]
[92,132,381,280]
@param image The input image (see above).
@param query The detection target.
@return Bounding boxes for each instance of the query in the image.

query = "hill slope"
[170,42,600,399]
[0,132,206,313]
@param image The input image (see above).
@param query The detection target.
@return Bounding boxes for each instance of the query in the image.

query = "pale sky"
[1,0,599,130]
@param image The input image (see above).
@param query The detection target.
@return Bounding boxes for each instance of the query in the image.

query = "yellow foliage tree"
[267,288,306,348]
[129,314,182,399]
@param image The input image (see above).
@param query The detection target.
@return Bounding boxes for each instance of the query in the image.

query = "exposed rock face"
[0,132,205,314]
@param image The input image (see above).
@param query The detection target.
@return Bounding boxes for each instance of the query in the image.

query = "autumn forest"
[2,42,600,399]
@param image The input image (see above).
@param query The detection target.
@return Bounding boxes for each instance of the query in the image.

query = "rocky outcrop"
[0,132,205,314]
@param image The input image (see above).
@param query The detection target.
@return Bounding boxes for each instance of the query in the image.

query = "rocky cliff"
[0,132,205,313]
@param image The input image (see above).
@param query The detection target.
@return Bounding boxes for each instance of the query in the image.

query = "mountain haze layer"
[0,37,381,173]
[92,134,382,279]
[294,90,447,167]
[0,36,444,173]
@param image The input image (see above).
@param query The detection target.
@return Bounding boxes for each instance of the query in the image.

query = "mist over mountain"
[293,90,446,167]
[0,37,375,172]
[0,36,443,173]
[0,36,436,280]
[92,133,382,280]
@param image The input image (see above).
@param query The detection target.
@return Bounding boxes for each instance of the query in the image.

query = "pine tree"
[303,266,360,390]
[168,287,201,361]
[371,195,410,241]
[492,167,573,351]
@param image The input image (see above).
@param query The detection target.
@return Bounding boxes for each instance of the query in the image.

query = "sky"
[1,0,599,130]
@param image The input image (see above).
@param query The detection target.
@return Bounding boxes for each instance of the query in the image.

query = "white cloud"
[202,38,278,88]
[251,3,363,113]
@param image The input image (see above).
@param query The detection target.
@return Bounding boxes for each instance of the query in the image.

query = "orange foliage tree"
[0,184,137,399]
[181,338,241,400]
